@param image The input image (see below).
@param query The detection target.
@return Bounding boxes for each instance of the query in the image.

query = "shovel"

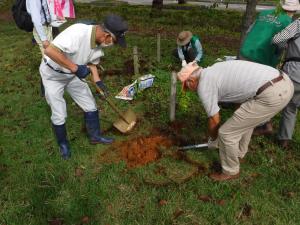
[94,84,137,134]
[178,143,208,151]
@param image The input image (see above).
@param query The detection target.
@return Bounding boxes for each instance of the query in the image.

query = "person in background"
[47,0,76,38]
[239,0,300,135]
[174,31,203,67]
[26,0,53,97]
[272,18,300,149]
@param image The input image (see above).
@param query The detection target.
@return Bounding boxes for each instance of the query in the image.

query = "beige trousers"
[33,25,53,56]
[218,74,294,175]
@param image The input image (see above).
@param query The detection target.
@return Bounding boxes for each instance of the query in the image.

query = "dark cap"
[103,14,128,48]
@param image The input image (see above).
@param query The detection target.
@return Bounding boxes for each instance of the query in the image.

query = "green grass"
[1,3,300,225]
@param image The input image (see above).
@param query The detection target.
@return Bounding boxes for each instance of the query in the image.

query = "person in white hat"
[40,14,128,159]
[177,60,293,181]
[239,0,300,136]
[174,31,203,67]
[240,0,300,67]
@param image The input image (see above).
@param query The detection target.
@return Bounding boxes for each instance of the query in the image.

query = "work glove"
[181,60,187,67]
[193,60,200,65]
[207,137,219,149]
[75,65,90,79]
[96,80,109,98]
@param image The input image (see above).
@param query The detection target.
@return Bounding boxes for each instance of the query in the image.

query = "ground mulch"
[0,11,13,22]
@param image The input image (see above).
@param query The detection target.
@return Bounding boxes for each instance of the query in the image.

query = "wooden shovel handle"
[94,83,131,124]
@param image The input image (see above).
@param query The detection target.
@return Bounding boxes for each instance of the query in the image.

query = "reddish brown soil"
[120,136,173,168]
[98,135,174,168]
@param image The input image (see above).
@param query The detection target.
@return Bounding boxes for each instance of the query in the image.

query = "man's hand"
[96,80,109,98]
[182,60,187,67]
[208,137,219,149]
[75,65,90,79]
[42,40,50,49]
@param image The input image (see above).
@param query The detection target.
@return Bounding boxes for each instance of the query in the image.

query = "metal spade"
[178,143,208,150]
[94,84,137,134]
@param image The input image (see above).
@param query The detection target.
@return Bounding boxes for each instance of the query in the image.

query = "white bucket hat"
[282,0,300,11]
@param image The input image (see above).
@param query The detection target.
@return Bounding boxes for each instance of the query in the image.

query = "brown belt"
[256,73,284,96]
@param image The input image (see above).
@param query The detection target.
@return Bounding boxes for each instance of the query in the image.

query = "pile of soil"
[120,136,173,168]
[98,135,174,168]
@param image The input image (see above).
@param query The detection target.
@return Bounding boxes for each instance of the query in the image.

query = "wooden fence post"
[157,33,161,63]
[133,46,139,76]
[170,71,177,122]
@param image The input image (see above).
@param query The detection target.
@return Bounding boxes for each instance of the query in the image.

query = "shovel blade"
[113,108,137,133]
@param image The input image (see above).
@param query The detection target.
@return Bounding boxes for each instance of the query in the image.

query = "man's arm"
[272,20,300,48]
[44,45,78,72]
[208,112,220,140]
[28,0,48,46]
[194,39,203,63]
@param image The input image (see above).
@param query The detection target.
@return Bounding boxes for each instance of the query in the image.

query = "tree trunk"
[178,0,186,4]
[238,0,258,58]
[152,0,163,10]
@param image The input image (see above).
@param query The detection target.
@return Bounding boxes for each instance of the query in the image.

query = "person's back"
[198,60,279,117]
[240,9,292,67]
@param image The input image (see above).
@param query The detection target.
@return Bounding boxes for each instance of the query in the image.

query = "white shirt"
[26,0,51,41]
[197,60,279,117]
[44,24,104,73]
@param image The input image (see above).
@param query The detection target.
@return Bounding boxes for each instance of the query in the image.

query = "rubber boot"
[52,123,71,160]
[84,111,114,144]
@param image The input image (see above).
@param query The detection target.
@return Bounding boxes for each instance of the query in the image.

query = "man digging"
[40,14,128,159]
[177,60,293,181]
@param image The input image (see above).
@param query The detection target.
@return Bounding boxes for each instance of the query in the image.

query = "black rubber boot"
[84,111,114,144]
[52,123,71,160]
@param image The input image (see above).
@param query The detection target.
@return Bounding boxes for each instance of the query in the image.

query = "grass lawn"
[1,2,300,225]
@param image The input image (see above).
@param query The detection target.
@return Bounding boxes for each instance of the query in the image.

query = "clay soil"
[98,135,174,168]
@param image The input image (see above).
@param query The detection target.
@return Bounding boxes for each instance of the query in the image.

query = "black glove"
[96,80,109,98]
[75,65,90,79]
